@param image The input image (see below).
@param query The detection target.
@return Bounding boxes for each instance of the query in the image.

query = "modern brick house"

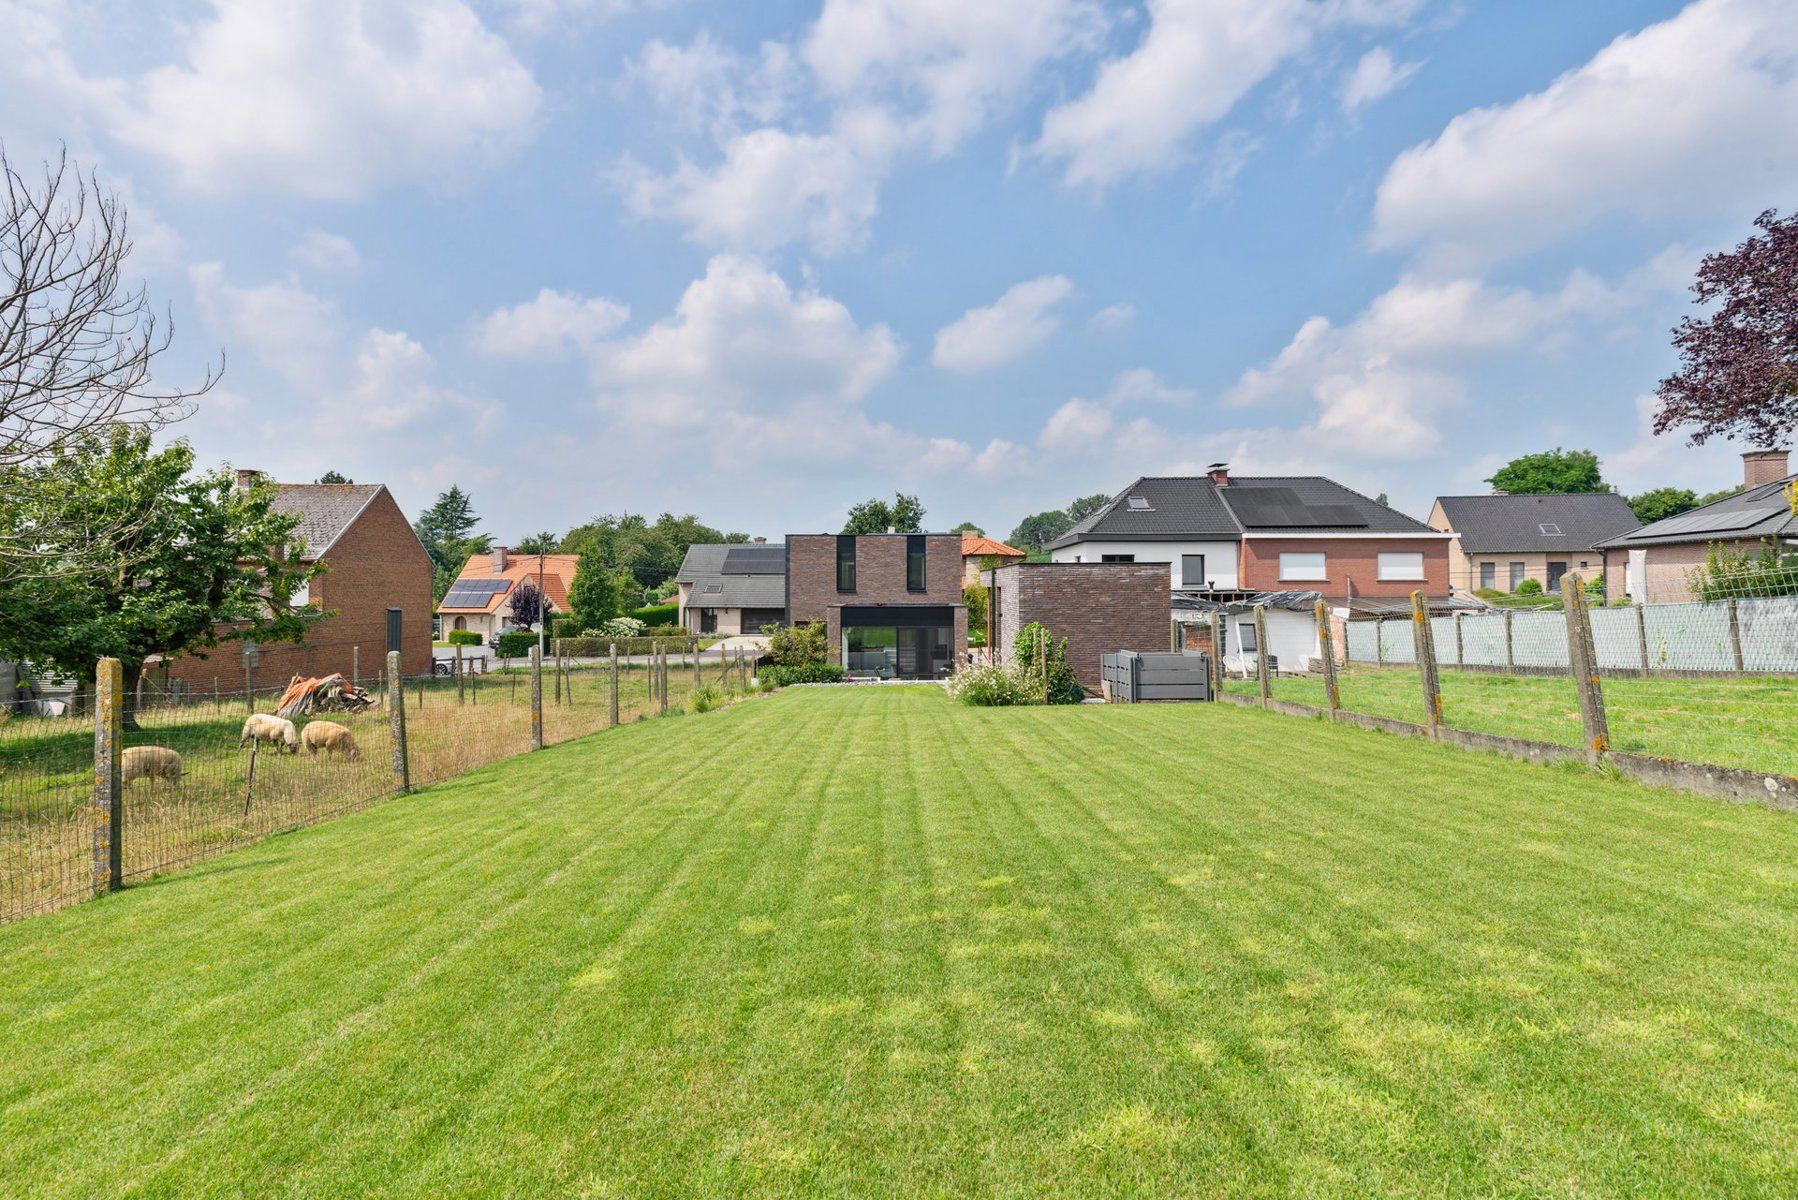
[1428,492,1639,594]
[1596,449,1795,603]
[786,533,967,678]
[157,473,434,692]
[982,561,1169,689]
[438,548,579,643]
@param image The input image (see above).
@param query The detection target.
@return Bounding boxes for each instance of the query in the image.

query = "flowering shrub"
[599,616,645,638]
[944,663,1034,706]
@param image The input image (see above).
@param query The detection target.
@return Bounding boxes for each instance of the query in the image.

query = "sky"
[4,0,1795,542]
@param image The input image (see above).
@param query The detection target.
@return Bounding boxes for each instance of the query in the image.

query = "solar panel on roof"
[1226,490,1369,528]
[1648,505,1784,538]
[441,578,511,606]
[721,546,786,574]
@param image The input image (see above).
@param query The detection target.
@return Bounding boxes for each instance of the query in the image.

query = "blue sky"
[4,0,1794,541]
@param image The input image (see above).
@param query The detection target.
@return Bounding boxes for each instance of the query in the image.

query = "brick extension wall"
[788,533,969,667]
[986,562,1170,690]
[1238,537,1449,598]
[160,488,435,694]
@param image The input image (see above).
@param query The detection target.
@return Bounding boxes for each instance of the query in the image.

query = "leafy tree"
[508,578,552,629]
[950,521,983,536]
[1486,449,1609,495]
[315,470,353,484]
[1655,209,1798,448]
[1700,485,1745,506]
[566,546,619,632]
[842,492,925,535]
[413,485,490,603]
[962,581,988,631]
[765,621,827,667]
[1628,487,1699,524]
[1009,509,1075,553]
[1066,493,1110,522]
[1012,621,1080,704]
[559,512,748,591]
[0,430,319,726]
[515,531,559,555]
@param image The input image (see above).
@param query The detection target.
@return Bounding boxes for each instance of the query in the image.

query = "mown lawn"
[1224,665,1798,777]
[4,687,1798,1198]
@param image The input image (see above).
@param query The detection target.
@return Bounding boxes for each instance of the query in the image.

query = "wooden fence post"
[660,649,669,715]
[530,644,544,750]
[1503,610,1515,674]
[1411,591,1443,734]
[1727,597,1745,673]
[352,645,360,687]
[1452,612,1464,668]
[1314,600,1340,719]
[609,644,620,726]
[553,643,563,705]
[91,657,123,895]
[1209,612,1225,692]
[692,638,701,689]
[1253,604,1270,706]
[1636,603,1651,678]
[455,643,465,705]
[1560,574,1610,765]
[387,650,409,793]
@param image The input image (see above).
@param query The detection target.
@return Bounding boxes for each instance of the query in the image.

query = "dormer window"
[1540,523,1562,536]
[1126,496,1152,511]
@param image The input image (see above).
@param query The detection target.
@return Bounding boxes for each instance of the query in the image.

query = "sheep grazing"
[121,745,183,787]
[300,720,361,761]
[239,713,298,754]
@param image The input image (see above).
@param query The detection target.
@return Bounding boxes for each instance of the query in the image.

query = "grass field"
[5,687,1798,1197]
[1223,665,1798,777]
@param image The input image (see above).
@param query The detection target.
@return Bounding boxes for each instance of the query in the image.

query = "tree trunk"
[120,659,144,731]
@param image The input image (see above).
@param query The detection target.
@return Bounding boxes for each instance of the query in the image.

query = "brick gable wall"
[989,562,1170,689]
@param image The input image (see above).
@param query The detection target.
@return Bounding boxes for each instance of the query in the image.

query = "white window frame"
[1278,552,1326,581]
[1376,552,1424,582]
[291,578,310,607]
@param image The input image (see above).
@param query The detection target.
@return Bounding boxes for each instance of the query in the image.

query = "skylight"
[1126,496,1152,511]
[1540,523,1562,535]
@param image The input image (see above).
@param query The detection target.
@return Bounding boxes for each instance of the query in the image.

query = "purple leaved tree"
[1655,209,1798,448]
[509,579,552,629]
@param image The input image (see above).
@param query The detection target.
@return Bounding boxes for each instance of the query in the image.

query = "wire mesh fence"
[0,641,759,924]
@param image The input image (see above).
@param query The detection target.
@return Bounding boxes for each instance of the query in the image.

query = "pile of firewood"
[273,673,377,718]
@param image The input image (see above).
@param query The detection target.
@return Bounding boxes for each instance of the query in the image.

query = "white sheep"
[300,720,361,760]
[239,713,298,754]
[121,745,183,787]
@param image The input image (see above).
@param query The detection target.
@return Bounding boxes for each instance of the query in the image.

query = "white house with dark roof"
[1427,492,1640,595]
[675,542,788,635]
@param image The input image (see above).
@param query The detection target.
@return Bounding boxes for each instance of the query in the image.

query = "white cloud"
[496,0,639,35]
[1035,0,1424,187]
[290,231,361,273]
[931,275,1076,372]
[1340,45,1420,112]
[618,110,902,256]
[1087,303,1136,332]
[1102,367,1195,406]
[341,328,496,434]
[471,289,630,358]
[1373,0,1798,266]
[110,0,540,198]
[188,261,341,384]
[623,34,798,137]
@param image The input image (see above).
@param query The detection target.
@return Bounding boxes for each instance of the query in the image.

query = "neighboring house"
[1170,590,1483,674]
[1047,465,1452,600]
[437,547,579,643]
[960,535,1026,587]
[786,533,967,678]
[675,542,787,635]
[982,561,1168,689]
[158,472,434,691]
[1428,492,1639,595]
[1596,449,1795,604]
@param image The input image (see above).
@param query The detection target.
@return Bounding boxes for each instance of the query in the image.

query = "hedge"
[446,630,482,646]
[494,630,538,658]
[547,635,700,658]
[759,663,846,687]
[629,602,679,626]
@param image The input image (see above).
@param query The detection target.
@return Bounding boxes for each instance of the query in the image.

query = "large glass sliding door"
[841,606,954,679]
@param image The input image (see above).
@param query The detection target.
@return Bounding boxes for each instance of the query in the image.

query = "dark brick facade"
[1238,537,1450,598]
[787,533,968,669]
[160,488,435,693]
[985,562,1170,689]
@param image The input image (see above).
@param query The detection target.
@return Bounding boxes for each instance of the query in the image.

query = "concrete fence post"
[1314,600,1341,719]
[1253,604,1270,706]
[1636,602,1651,678]
[455,642,465,705]
[1209,612,1225,693]
[1452,612,1465,668]
[386,650,409,794]
[91,657,123,895]
[242,644,255,715]
[1560,574,1610,765]
[692,638,701,689]
[1727,597,1746,674]
[352,645,360,688]
[609,644,620,727]
[1411,591,1443,735]
[660,649,669,715]
[1503,610,1515,674]
[530,644,544,750]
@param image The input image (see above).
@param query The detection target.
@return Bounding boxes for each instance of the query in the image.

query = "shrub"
[759,663,846,687]
[944,663,1032,706]
[689,686,723,713]
[446,630,482,646]
[636,623,687,639]
[1689,541,1798,600]
[600,616,645,638]
[765,621,828,667]
[629,602,678,626]
[1012,621,1082,704]
[962,581,988,631]
[494,630,538,658]
[1513,578,1544,596]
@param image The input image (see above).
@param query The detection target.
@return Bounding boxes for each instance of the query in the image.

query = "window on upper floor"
[1181,554,1207,588]
[906,534,926,592]
[1377,552,1424,581]
[836,535,856,592]
[1278,552,1326,581]
[1101,554,1135,563]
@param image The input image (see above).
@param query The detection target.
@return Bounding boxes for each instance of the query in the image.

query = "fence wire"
[1,642,757,924]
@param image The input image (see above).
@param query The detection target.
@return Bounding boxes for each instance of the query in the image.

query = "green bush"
[1013,621,1082,704]
[689,686,724,713]
[637,623,687,639]
[494,630,537,658]
[944,663,1032,706]
[629,602,679,626]
[1514,578,1544,596]
[765,621,827,667]
[446,630,482,646]
[759,663,846,687]
[600,616,645,639]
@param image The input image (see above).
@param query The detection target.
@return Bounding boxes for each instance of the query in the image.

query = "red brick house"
[786,533,967,678]
[157,473,434,693]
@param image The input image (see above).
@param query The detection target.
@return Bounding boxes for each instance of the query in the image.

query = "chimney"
[1743,448,1789,489]
[235,468,261,491]
[1206,462,1230,487]
[491,545,508,574]
[752,536,766,544]
[1490,488,1509,496]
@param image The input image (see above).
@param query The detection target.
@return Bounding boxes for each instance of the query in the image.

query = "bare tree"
[1,145,217,577]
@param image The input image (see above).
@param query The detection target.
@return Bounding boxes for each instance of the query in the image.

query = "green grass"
[5,688,1798,1197]
[1228,665,1798,777]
